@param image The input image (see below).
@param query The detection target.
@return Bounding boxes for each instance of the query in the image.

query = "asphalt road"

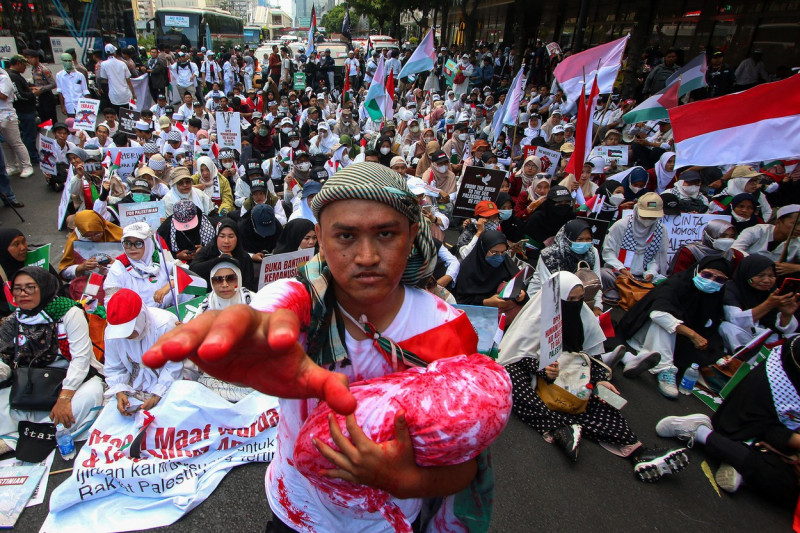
[1,165,792,532]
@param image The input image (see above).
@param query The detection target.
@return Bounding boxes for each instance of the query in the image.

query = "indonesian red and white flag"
[553,35,629,105]
[564,76,600,176]
[669,75,800,167]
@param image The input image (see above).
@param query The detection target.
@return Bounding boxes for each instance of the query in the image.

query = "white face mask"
[341,154,350,164]
[458,133,468,141]
[435,164,449,174]
[731,211,749,222]
[342,120,350,126]
[681,183,700,197]
[712,238,735,252]
[423,136,434,143]
[609,193,625,206]
[410,125,419,132]
[638,217,658,228]
[629,185,643,194]
[296,162,310,172]
[289,140,299,148]
[281,127,291,134]
[380,147,391,155]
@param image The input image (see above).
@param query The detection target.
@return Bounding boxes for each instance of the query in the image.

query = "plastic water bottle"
[679,363,700,395]
[55,424,76,460]
[575,383,594,400]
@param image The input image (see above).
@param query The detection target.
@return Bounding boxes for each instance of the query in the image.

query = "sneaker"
[655,414,712,446]
[632,447,689,482]
[657,367,679,399]
[20,168,34,179]
[601,345,626,368]
[552,424,581,463]
[6,167,19,176]
[715,463,743,493]
[622,351,660,378]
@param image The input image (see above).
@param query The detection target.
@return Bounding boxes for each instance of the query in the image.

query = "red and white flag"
[553,35,629,106]
[564,76,600,176]
[39,119,53,131]
[669,75,800,167]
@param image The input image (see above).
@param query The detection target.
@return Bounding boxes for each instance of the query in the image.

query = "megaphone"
[622,123,636,143]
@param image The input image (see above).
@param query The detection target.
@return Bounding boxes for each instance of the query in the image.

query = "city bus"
[153,7,244,51]
[244,25,263,46]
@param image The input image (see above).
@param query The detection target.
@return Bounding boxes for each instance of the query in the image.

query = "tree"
[348,0,402,36]
[321,3,348,36]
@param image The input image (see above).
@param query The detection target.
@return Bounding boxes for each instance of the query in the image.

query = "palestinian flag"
[109,151,122,177]
[492,313,506,346]
[4,281,15,311]
[499,266,531,300]
[174,264,207,296]
[82,180,99,209]
[39,119,53,131]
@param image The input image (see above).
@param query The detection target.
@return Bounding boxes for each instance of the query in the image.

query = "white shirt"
[732,224,800,262]
[173,61,199,87]
[0,69,16,118]
[344,57,359,77]
[100,57,132,105]
[56,70,89,113]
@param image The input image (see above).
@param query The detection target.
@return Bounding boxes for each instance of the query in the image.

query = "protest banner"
[215,111,242,153]
[118,201,166,231]
[622,210,730,261]
[37,135,57,175]
[452,304,500,356]
[452,166,506,219]
[546,42,563,58]
[73,241,124,275]
[585,217,610,249]
[41,381,280,533]
[592,145,629,166]
[293,72,306,91]
[129,74,154,112]
[443,59,457,86]
[258,248,315,290]
[523,145,561,177]
[538,272,562,370]
[118,108,141,137]
[24,244,51,269]
[74,98,101,131]
[107,147,145,181]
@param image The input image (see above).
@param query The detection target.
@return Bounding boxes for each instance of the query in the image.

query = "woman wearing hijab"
[499,272,689,480]
[719,254,799,352]
[453,230,526,314]
[656,335,800,503]
[104,222,177,309]
[725,193,761,235]
[407,127,434,167]
[648,151,676,193]
[615,166,650,203]
[420,150,458,218]
[0,230,60,317]
[586,179,626,222]
[711,167,773,221]
[401,119,423,155]
[524,185,576,253]
[496,192,526,243]
[163,166,215,217]
[618,256,731,399]
[560,162,599,202]
[375,135,397,167]
[58,210,123,301]
[669,219,743,275]
[414,139,440,177]
[509,154,541,200]
[665,170,708,213]
[513,172,549,221]
[273,219,317,255]
[0,267,104,449]
[192,155,235,216]
[530,219,604,315]
[191,219,256,290]
[157,199,216,262]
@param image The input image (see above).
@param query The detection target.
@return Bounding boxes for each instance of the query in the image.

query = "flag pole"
[154,236,182,322]
[591,96,612,146]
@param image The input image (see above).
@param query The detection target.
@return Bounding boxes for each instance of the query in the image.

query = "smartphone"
[778,278,800,295]
[595,384,628,410]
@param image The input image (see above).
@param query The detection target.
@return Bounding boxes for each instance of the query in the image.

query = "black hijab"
[723,254,780,331]
[190,219,256,290]
[497,191,525,242]
[727,193,760,234]
[453,230,518,303]
[524,185,575,245]
[12,266,62,317]
[274,219,316,254]
[376,135,395,166]
[0,229,24,279]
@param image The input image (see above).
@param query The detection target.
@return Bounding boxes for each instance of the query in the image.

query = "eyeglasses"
[699,270,728,284]
[486,249,506,257]
[211,274,238,285]
[122,240,145,249]
[12,284,38,295]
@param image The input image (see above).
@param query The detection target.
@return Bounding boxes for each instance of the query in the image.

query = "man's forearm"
[394,458,477,499]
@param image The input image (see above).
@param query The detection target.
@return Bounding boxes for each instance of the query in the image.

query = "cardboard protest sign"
[546,42,563,58]
[166,295,208,323]
[24,244,51,269]
[538,272,562,370]
[106,147,145,181]
[118,108,141,137]
[118,201,166,231]
[37,135,57,175]
[452,166,506,219]
[258,248,315,290]
[215,111,242,153]
[73,241,123,274]
[592,145,629,166]
[74,98,101,131]
[585,217,611,249]
[41,381,280,533]
[523,145,561,177]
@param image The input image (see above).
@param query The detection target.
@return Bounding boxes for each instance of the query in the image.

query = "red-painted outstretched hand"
[142,305,357,415]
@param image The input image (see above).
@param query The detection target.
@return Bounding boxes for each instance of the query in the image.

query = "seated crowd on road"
[0,38,799,530]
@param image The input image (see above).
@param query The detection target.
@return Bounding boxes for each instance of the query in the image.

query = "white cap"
[406,177,427,196]
[552,125,565,134]
[134,120,150,131]
[317,121,329,131]
[122,221,152,241]
[586,155,606,173]
[777,204,800,219]
[172,112,185,121]
[104,44,117,54]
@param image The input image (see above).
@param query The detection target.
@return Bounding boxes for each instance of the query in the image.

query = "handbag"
[575,261,601,304]
[615,275,654,311]
[534,352,592,414]
[535,379,588,414]
[8,324,67,411]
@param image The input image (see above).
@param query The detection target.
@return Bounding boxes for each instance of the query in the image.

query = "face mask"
[258,128,268,136]
[435,164,449,174]
[342,120,351,126]
[410,125,419,132]
[629,185,643,194]
[341,154,350,164]
[458,133,468,141]
[681,184,700,197]
[132,193,151,203]
[296,162,310,172]
[638,217,658,228]
[609,193,625,206]
[731,211,749,222]
[498,209,512,221]
[424,137,434,143]
[222,161,233,169]
[693,274,723,294]
[281,127,291,134]
[712,237,735,252]
[485,221,500,232]
[486,254,505,268]
[289,140,299,148]
[380,147,391,155]
[571,241,593,255]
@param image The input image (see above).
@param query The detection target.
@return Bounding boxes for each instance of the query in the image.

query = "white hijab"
[122,222,160,279]
[655,151,676,193]
[203,261,249,310]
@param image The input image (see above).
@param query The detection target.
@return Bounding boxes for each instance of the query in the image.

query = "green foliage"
[321,3,348,34]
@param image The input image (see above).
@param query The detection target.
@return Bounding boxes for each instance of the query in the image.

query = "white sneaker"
[601,345,626,368]
[6,166,19,175]
[20,168,34,179]
[655,413,712,446]
[622,351,660,378]
[657,367,680,399]
[715,463,743,493]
